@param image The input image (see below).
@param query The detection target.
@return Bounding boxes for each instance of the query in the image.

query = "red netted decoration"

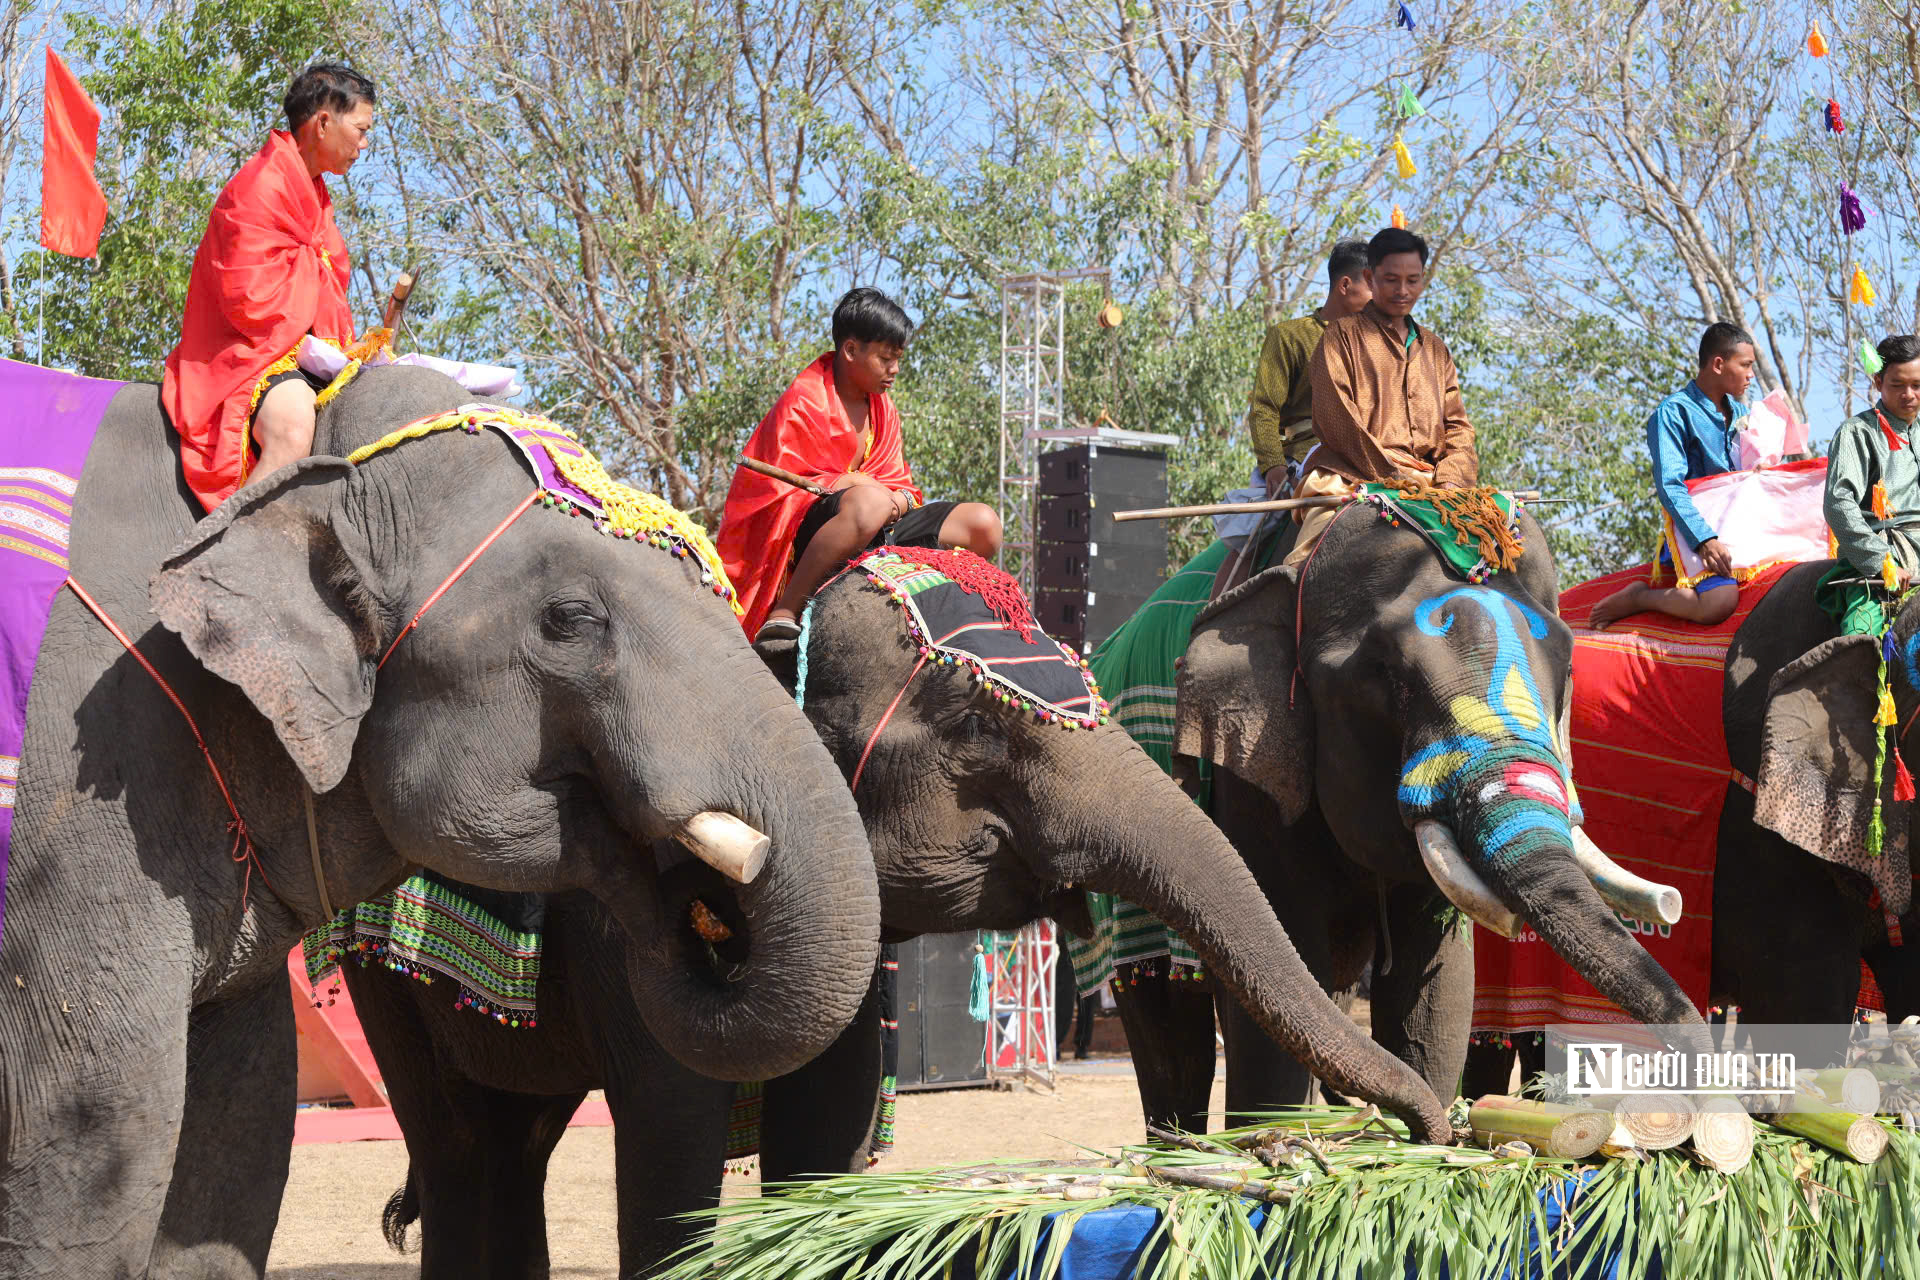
[867,545,1037,641]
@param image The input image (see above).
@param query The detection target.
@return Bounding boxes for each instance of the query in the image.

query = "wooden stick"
[1112,490,1543,523]
[380,268,417,331]
[739,455,831,496]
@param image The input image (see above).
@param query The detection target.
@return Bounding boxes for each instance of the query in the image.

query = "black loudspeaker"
[1033,444,1169,651]
[894,932,989,1091]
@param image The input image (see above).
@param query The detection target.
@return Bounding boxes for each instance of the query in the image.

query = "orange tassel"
[1808,20,1828,56]
[1391,204,1408,229]
[1874,483,1891,520]
[1852,265,1878,306]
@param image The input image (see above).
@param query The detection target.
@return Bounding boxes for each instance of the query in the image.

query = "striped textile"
[303,872,544,1023]
[0,360,125,945]
[1065,542,1233,996]
[1471,561,1796,1032]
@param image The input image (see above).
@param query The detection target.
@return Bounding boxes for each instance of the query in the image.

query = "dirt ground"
[265,1064,1228,1279]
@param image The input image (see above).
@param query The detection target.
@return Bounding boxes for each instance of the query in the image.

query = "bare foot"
[1586,585,1644,631]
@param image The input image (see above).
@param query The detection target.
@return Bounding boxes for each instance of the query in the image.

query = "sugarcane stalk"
[1768,1101,1890,1164]
[1468,1095,1613,1158]
[1798,1068,1881,1113]
[1608,1092,1697,1151]
[1687,1096,1755,1175]
[1145,1165,1297,1203]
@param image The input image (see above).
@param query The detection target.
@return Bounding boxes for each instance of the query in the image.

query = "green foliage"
[20,0,342,381]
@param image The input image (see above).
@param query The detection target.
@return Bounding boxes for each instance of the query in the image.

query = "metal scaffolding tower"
[983,920,1059,1091]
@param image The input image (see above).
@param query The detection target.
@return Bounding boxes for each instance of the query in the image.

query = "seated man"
[163,64,375,513]
[718,287,1001,642]
[1821,334,1920,635]
[1588,323,1755,630]
[1246,237,1373,499]
[1286,226,1476,565]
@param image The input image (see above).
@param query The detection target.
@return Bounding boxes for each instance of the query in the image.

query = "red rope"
[849,655,928,793]
[378,491,538,670]
[876,546,1036,641]
[63,577,269,904]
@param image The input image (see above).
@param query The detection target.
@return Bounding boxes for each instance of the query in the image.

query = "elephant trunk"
[1042,733,1454,1143]
[595,649,881,1083]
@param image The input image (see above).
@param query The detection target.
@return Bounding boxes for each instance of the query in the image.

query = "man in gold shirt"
[1286,226,1477,565]
[1246,238,1372,497]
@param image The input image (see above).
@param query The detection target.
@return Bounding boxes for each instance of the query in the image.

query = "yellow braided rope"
[1395,483,1525,573]
[314,359,362,407]
[346,407,740,613]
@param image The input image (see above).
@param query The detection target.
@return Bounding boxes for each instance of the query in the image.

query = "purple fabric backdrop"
[0,358,125,943]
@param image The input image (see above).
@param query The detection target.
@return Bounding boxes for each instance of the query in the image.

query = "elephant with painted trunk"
[337,547,1455,1278]
[0,367,879,1279]
[1113,501,1702,1132]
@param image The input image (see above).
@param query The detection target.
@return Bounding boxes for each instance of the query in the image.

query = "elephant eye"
[959,710,990,743]
[542,597,607,639]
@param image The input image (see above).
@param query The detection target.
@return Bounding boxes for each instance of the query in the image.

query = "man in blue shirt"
[1590,322,1756,629]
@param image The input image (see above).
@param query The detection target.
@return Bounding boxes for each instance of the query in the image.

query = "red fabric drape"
[39,49,104,259]
[161,131,355,512]
[716,353,922,636]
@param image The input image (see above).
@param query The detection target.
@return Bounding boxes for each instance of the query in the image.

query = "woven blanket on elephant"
[0,359,125,945]
[303,872,545,1023]
[1065,542,1233,996]
[1471,561,1796,1033]
[1357,483,1523,583]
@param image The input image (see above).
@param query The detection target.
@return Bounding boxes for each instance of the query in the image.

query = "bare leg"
[1589,580,1738,630]
[251,377,318,485]
[935,502,1002,557]
[765,484,895,626]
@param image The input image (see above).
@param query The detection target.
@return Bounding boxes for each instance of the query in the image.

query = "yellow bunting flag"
[1393,135,1416,179]
[1852,265,1878,306]
[1808,20,1828,57]
[1391,204,1408,229]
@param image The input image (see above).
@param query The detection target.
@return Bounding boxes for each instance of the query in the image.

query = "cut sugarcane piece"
[1797,1068,1881,1113]
[1468,1095,1613,1159]
[1688,1097,1755,1174]
[1608,1092,1696,1151]
[1769,1100,1890,1163]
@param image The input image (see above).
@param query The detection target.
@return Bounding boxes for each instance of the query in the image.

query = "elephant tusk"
[1414,821,1522,939]
[1570,827,1682,926]
[674,812,772,885]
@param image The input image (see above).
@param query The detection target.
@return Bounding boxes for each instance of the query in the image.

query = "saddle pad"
[1359,483,1523,583]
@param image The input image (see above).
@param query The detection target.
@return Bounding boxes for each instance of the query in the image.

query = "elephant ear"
[149,457,377,794]
[1755,633,1912,912]
[1174,562,1313,823]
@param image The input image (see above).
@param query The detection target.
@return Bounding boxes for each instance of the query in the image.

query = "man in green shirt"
[1821,334,1920,634]
[1246,239,1372,497]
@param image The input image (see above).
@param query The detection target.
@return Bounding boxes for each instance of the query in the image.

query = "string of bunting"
[1386,1,1427,230]
[1806,18,1882,373]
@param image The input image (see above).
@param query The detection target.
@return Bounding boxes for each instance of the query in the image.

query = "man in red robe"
[162,64,375,513]
[718,288,1002,641]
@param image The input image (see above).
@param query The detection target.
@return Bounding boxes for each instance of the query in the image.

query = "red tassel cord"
[1897,754,1916,804]
[1826,99,1845,133]
[872,545,1038,641]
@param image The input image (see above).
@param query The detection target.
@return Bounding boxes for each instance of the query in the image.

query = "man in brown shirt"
[1286,226,1477,565]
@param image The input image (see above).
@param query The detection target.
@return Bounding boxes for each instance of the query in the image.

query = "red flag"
[40,48,104,258]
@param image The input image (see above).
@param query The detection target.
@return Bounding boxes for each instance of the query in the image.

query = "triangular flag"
[1852,265,1877,306]
[1391,204,1408,229]
[1392,135,1416,180]
[40,48,105,259]
[1398,85,1425,117]
[1808,20,1828,57]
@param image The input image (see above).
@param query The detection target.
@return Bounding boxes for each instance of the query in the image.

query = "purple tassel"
[1841,182,1867,236]
[1396,1,1415,31]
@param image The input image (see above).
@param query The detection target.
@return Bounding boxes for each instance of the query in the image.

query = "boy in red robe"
[162,64,375,513]
[718,288,1002,641]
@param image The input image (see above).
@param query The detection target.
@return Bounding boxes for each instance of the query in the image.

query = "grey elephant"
[335,546,1457,1278]
[0,368,879,1279]
[1116,503,1703,1131]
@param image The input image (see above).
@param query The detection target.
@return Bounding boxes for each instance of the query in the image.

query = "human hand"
[888,489,912,521]
[1698,537,1735,579]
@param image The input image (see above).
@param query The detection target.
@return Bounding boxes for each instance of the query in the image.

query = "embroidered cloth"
[0,359,124,944]
[1656,458,1829,589]
[1357,483,1522,583]
[1471,562,1795,1033]
[854,549,1105,729]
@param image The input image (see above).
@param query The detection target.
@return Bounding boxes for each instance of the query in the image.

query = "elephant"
[0,366,880,1279]
[1114,502,1706,1133]
[336,545,1459,1278]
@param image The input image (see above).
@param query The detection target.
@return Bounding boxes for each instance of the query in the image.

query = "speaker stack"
[1033,443,1169,652]
[892,932,989,1090]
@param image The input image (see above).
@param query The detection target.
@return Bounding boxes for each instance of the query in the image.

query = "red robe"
[717,353,923,637]
[162,130,354,512]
